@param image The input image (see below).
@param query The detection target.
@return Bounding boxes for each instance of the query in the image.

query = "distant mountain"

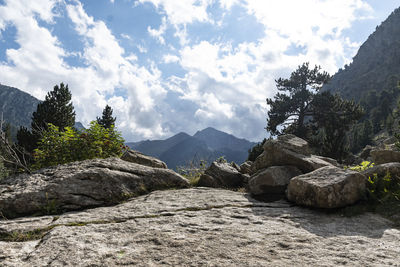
[323,7,400,100]
[127,127,256,170]
[0,83,85,133]
[0,84,40,128]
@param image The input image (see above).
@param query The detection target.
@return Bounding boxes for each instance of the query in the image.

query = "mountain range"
[126,127,256,170]
[0,83,256,168]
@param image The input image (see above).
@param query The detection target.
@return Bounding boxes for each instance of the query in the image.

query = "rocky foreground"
[1,188,399,266]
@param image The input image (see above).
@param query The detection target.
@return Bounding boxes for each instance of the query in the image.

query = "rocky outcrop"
[0,188,399,266]
[363,162,400,183]
[0,158,189,219]
[251,135,333,174]
[370,149,400,165]
[197,161,245,188]
[248,166,302,195]
[287,166,366,208]
[121,149,167,169]
[239,161,252,174]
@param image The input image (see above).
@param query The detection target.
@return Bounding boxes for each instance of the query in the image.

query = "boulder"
[287,166,366,208]
[0,158,189,219]
[239,161,252,174]
[251,148,333,174]
[362,162,400,183]
[197,161,245,188]
[248,166,302,195]
[121,149,167,169]
[370,149,400,165]
[263,134,312,155]
[0,188,399,266]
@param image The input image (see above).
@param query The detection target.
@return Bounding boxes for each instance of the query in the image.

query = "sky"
[0,0,399,142]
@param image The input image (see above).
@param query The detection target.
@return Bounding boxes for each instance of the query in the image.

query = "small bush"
[177,160,208,186]
[367,171,400,204]
[347,161,374,172]
[33,121,125,169]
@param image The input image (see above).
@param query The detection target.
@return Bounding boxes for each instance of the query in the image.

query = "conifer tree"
[97,105,116,129]
[31,83,75,132]
[17,83,75,153]
[266,62,331,138]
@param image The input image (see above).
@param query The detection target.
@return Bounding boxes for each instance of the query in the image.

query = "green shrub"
[367,171,400,204]
[33,121,125,169]
[347,161,374,172]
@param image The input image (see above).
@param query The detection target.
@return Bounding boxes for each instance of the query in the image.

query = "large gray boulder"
[251,135,333,174]
[121,149,167,169]
[370,149,400,165]
[1,188,399,266]
[239,161,252,174]
[197,161,245,188]
[287,166,366,208]
[248,166,302,195]
[0,158,189,218]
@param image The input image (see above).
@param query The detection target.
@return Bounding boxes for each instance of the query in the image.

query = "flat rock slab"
[1,188,399,266]
[0,158,189,218]
[121,150,168,169]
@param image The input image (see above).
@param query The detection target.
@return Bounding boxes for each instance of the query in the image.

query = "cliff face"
[323,7,400,101]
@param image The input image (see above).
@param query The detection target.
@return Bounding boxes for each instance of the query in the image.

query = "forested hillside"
[324,7,400,101]
[0,84,40,128]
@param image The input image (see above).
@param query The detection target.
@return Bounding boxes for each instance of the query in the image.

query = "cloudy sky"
[0,0,398,142]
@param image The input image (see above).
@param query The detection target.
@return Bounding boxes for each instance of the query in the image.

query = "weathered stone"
[239,161,252,174]
[230,162,240,171]
[198,161,245,188]
[248,166,302,195]
[263,134,312,155]
[0,188,399,266]
[0,158,189,218]
[287,166,366,208]
[197,174,217,187]
[121,149,167,169]
[371,149,400,165]
[314,155,339,167]
[363,162,400,183]
[250,135,333,174]
[251,150,332,174]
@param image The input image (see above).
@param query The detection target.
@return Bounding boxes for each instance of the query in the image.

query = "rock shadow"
[244,193,397,239]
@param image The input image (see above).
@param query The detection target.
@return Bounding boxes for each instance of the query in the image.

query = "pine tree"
[17,83,76,153]
[266,62,331,138]
[31,83,75,132]
[310,92,364,161]
[97,105,116,129]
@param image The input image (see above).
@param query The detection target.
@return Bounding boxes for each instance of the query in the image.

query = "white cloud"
[0,0,380,142]
[147,16,167,44]
[139,0,213,25]
[0,0,170,141]
[163,54,179,63]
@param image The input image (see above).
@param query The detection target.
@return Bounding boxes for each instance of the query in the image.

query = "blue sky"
[0,0,398,142]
